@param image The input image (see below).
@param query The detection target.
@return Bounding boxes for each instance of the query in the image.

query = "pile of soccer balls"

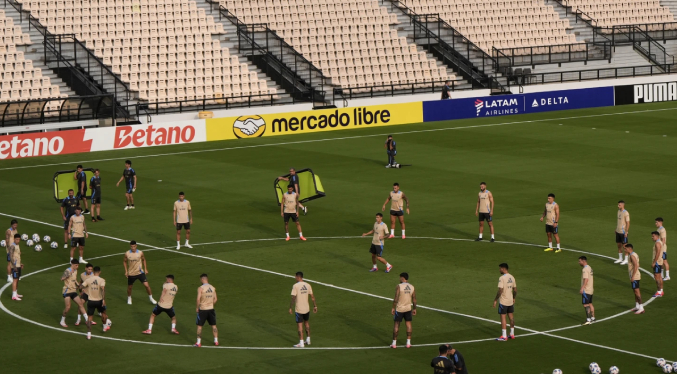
[0,233,58,252]
[584,363,619,374]
[657,359,677,373]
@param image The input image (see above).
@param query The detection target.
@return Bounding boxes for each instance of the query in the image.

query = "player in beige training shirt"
[80,263,94,304]
[174,192,193,250]
[651,231,664,298]
[578,256,595,325]
[390,272,416,349]
[281,186,306,241]
[194,273,218,347]
[60,259,89,327]
[615,201,630,264]
[493,263,517,341]
[143,274,179,335]
[5,219,18,283]
[123,240,156,305]
[7,234,22,300]
[540,193,561,252]
[362,213,393,273]
[80,266,112,339]
[624,244,644,314]
[655,217,670,281]
[289,271,317,348]
[475,182,495,242]
[382,182,410,239]
[68,206,89,264]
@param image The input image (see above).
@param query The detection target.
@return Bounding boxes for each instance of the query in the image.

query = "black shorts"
[71,237,85,247]
[582,293,593,305]
[283,212,299,223]
[126,183,134,194]
[663,252,668,260]
[91,191,101,205]
[615,232,628,244]
[6,253,10,262]
[294,312,310,323]
[11,267,21,279]
[631,280,640,289]
[87,300,106,315]
[478,212,492,222]
[63,219,70,230]
[196,309,216,326]
[654,264,663,274]
[153,305,176,318]
[545,225,558,234]
[394,310,412,322]
[76,189,87,200]
[127,273,148,285]
[81,293,89,302]
[176,222,190,230]
[369,243,384,257]
[390,210,404,217]
[498,304,514,315]
[63,292,79,300]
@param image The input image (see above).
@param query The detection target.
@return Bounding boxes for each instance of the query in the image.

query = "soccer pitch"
[1,102,676,373]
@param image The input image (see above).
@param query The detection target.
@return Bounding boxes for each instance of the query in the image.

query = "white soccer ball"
[664,364,674,374]
[673,362,677,372]
[34,244,42,252]
[659,359,667,367]
[43,235,51,243]
[21,234,28,241]
[609,366,619,374]
[0,240,5,247]
[50,241,58,249]
[26,239,34,246]
[591,367,601,374]
[31,234,40,242]
[590,363,600,372]
[553,369,563,374]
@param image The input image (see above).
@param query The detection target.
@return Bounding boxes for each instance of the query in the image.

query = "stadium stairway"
[547,0,595,42]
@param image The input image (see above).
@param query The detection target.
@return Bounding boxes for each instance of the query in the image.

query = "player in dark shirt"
[431,345,456,374]
[385,135,397,168]
[60,189,80,249]
[441,80,452,100]
[89,169,104,222]
[277,168,307,215]
[447,345,469,374]
[116,160,137,210]
[74,165,90,215]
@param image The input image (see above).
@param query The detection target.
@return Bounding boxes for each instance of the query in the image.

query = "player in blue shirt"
[116,160,137,210]
[74,165,90,215]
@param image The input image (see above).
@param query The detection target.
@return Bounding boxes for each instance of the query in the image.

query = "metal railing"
[125,92,280,117]
[493,41,612,68]
[0,94,116,127]
[330,78,496,102]
[515,64,671,85]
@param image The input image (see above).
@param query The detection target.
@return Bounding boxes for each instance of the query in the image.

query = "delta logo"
[233,115,266,138]
[475,99,484,116]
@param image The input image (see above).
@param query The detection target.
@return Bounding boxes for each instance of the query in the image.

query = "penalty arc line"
[0,213,668,361]
[0,106,675,171]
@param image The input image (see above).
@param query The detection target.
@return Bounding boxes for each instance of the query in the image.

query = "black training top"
[431,356,456,374]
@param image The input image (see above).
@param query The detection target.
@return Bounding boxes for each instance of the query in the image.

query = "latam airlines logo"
[475,99,484,116]
[474,97,520,117]
[233,115,266,138]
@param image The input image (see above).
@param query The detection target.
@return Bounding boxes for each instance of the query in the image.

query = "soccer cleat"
[127,299,132,305]
[401,235,405,239]
[496,337,507,341]
[509,335,515,340]
[11,295,21,301]
[79,258,86,264]
[91,218,97,222]
[149,298,157,304]
[653,291,663,298]
[91,321,97,325]
[75,320,81,326]
[555,248,562,253]
[388,234,395,239]
[64,243,68,249]
[544,248,553,252]
[6,277,11,283]
[176,244,181,250]
[16,294,23,298]
[620,260,628,265]
[300,236,307,241]
[634,309,645,315]
[613,258,623,264]
[385,264,393,273]
[303,206,308,215]
[130,206,135,210]
[171,328,179,335]
[582,321,592,326]
[142,329,152,335]
[293,343,304,348]
[385,164,392,168]
[193,343,201,347]
[389,344,396,349]
[185,243,193,249]
[124,206,129,211]
[214,341,219,346]
[490,238,495,242]
[103,325,110,332]
[97,216,104,221]
[369,267,378,272]
[86,334,91,340]
[406,343,411,348]
[664,276,671,281]
[475,237,483,241]
[83,209,90,215]
[285,237,290,241]
[60,322,68,328]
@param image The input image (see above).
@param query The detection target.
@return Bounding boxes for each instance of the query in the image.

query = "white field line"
[1,106,675,172]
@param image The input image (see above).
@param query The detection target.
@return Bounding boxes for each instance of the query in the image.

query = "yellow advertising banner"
[206,102,423,141]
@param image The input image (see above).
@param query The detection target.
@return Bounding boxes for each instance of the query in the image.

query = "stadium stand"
[562,0,675,28]
[15,0,278,107]
[219,0,458,91]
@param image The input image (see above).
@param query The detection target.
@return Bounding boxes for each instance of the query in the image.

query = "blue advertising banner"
[422,87,614,123]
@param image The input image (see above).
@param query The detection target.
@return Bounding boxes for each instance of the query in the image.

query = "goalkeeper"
[277,168,308,215]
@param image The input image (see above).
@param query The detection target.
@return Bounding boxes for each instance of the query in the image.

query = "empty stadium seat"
[563,0,675,28]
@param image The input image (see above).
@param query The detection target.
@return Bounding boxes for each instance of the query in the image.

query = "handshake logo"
[233,115,266,138]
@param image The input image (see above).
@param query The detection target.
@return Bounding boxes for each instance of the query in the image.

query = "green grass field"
[1,102,677,374]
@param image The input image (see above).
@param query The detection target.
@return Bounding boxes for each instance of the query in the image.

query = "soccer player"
[174,192,193,250]
[362,213,393,273]
[390,272,416,348]
[89,169,104,222]
[6,219,18,283]
[382,182,410,239]
[116,160,137,210]
[578,256,595,325]
[60,189,79,249]
[277,168,307,215]
[430,345,456,374]
[289,271,317,348]
[143,275,179,335]
[446,344,469,374]
[493,263,517,341]
[123,240,156,305]
[475,182,495,242]
[281,185,306,241]
[625,244,644,314]
[60,259,89,327]
[80,266,112,339]
[540,193,560,252]
[656,217,670,281]
[7,234,22,301]
[385,134,397,168]
[74,165,90,214]
[651,231,664,298]
[194,273,218,347]
[80,263,94,306]
[615,200,630,264]
[68,206,88,263]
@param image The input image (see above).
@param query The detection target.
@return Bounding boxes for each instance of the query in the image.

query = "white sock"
[391,340,397,346]
[557,243,560,249]
[501,329,507,338]
[386,263,391,267]
[372,264,378,268]
[479,233,483,239]
[171,323,176,329]
[619,253,623,260]
[662,270,665,277]
[286,233,290,238]
[548,242,552,248]
[635,302,639,309]
[61,316,66,323]
[128,296,132,302]
[406,339,411,345]
[148,323,153,330]
[298,340,304,346]
[185,240,189,245]
[667,270,670,277]
[299,232,303,237]
[587,317,591,322]
[306,337,310,343]
[87,331,91,337]
[82,313,88,320]
[76,315,81,322]
[491,234,495,239]
[214,337,218,343]
[510,328,515,336]
[12,291,17,297]
[149,295,154,301]
[639,304,644,310]
[591,317,595,321]
[177,241,180,246]
[390,229,394,235]
[197,338,201,344]
[401,230,405,236]
[624,255,628,261]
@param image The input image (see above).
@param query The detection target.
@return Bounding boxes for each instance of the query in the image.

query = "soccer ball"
[0,240,5,247]
[608,366,619,374]
[34,244,42,252]
[659,359,667,367]
[50,241,58,249]
[43,235,51,243]
[589,363,600,372]
[553,369,563,374]
[664,364,674,374]
[673,362,677,372]
[31,234,40,242]
[26,239,34,246]
[21,234,28,241]
[591,367,601,374]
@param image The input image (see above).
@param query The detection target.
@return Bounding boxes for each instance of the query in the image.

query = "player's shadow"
[424,220,474,238]
[325,251,365,269]
[335,315,383,341]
